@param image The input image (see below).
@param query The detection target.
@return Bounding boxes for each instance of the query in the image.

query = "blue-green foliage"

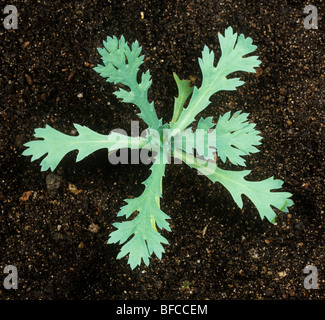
[22,27,294,269]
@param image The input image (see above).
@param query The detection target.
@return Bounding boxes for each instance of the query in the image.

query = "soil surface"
[1,0,324,300]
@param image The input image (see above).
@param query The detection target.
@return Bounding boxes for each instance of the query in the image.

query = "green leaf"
[172,26,261,133]
[171,73,193,124]
[94,35,162,129]
[197,116,215,131]
[22,124,147,171]
[212,111,262,165]
[174,111,262,166]
[173,149,294,223]
[193,116,216,159]
[108,163,170,269]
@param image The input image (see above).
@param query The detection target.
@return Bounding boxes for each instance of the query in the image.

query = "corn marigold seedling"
[23,27,294,269]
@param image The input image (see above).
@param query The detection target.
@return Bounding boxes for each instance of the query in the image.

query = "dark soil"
[1,0,324,300]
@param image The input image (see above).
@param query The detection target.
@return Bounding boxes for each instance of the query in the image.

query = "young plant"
[22,27,294,269]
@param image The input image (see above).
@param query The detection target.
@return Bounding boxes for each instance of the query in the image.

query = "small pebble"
[68,183,82,195]
[46,173,61,196]
[88,222,100,233]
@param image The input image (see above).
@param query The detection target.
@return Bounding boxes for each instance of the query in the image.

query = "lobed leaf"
[107,163,170,269]
[173,149,294,223]
[94,35,162,129]
[22,124,147,171]
[174,111,262,166]
[211,111,262,165]
[172,26,261,133]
